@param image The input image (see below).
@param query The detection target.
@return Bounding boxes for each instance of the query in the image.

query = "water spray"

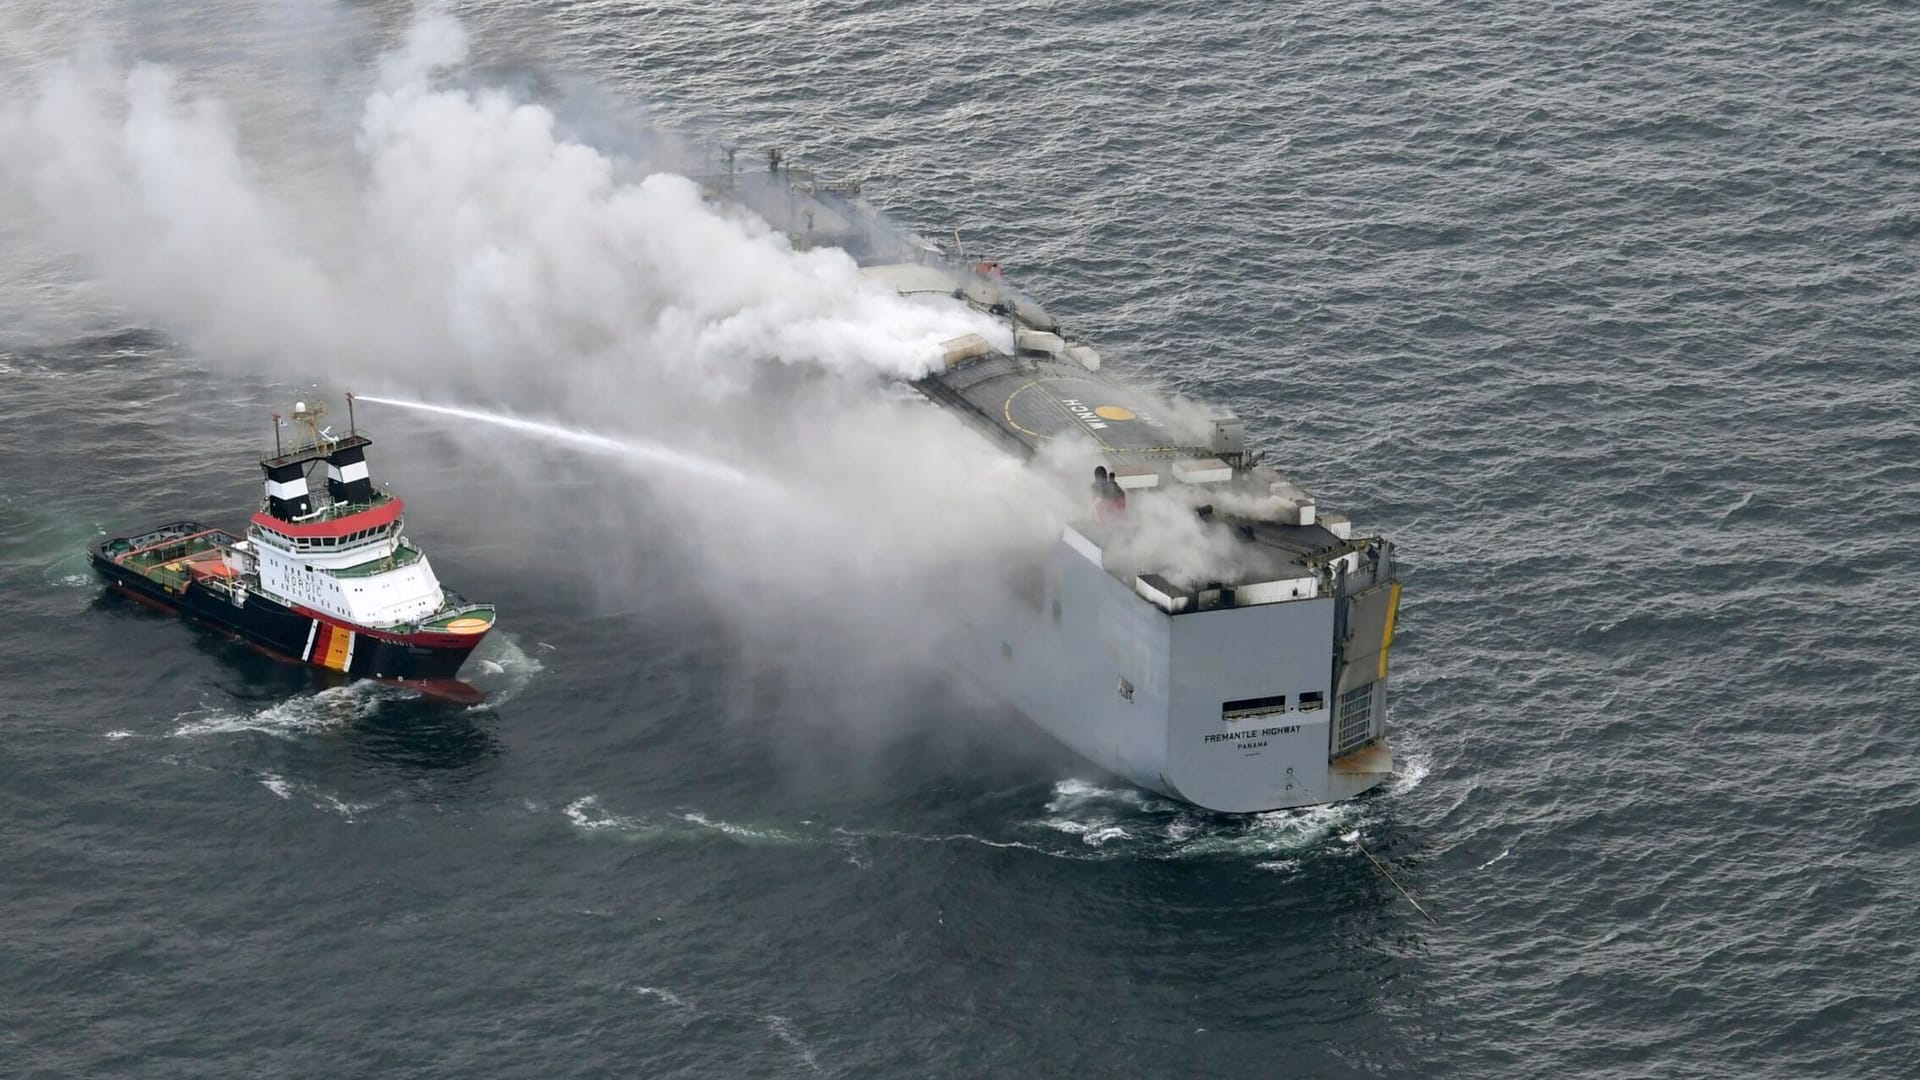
[352,394,753,487]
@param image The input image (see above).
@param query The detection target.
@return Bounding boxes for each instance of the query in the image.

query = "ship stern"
[1159,592,1396,813]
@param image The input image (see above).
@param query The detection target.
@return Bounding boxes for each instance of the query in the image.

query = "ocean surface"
[4,1,1919,1076]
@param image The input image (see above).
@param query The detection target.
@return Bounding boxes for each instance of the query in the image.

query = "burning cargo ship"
[698,152,1404,813]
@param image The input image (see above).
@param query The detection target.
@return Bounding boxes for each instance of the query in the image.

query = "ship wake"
[551,779,1411,872]
[169,680,412,738]
[1026,778,1368,867]
[462,632,547,708]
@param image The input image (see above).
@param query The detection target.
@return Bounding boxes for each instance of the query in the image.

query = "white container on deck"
[940,334,994,367]
[1269,481,1316,525]
[1015,327,1066,357]
[1173,458,1232,485]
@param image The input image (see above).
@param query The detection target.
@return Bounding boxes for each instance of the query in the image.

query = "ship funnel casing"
[325,444,375,504]
[263,461,314,520]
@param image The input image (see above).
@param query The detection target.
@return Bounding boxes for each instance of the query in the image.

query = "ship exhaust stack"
[326,444,375,505]
[263,461,313,521]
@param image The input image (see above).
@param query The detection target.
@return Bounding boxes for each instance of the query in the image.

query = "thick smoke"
[0,7,1079,725]
[0,12,1011,407]
[1,6,1263,784]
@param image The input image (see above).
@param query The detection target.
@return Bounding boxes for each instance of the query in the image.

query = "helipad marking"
[1002,378,1117,450]
[1094,405,1136,421]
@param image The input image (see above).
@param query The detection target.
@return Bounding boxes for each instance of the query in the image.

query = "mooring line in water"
[1300,781,1438,925]
[1352,836,1439,925]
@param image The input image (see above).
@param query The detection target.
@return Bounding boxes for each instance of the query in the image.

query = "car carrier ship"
[686,150,1404,813]
[89,397,495,697]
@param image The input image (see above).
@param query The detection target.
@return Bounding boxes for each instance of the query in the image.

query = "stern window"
[1222,694,1287,723]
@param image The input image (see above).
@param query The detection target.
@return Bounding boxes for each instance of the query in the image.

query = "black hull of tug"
[89,543,482,683]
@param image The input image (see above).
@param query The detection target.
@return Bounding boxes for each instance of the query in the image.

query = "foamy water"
[555,775,1407,873]
[169,681,406,738]
[462,633,546,708]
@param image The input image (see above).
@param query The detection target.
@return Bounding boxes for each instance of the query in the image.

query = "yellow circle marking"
[445,617,492,634]
[1002,378,1116,451]
[1094,405,1136,421]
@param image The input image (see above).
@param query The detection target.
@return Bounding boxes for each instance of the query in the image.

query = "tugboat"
[89,395,496,699]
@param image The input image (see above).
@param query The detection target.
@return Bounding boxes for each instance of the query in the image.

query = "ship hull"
[90,539,485,684]
[965,537,1397,814]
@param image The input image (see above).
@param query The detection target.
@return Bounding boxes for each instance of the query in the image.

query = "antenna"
[346,391,357,437]
[291,399,328,450]
[1010,300,1024,367]
[272,412,282,457]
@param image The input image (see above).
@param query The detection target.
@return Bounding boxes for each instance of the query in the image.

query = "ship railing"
[330,542,425,579]
[259,432,373,470]
[385,601,495,636]
[281,492,392,524]
[433,602,495,623]
[119,527,241,568]
[1330,540,1396,598]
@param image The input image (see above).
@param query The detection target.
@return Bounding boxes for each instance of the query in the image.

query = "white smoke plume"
[0,7,1066,641]
[0,11,1011,410]
[0,5,1250,775]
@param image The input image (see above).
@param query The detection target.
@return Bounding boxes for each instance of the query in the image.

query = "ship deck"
[1072,513,1351,589]
[917,354,1209,462]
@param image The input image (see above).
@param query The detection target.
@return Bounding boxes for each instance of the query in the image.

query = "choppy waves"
[8,1,1920,1077]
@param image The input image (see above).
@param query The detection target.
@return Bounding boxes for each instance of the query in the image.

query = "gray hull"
[968,530,1399,813]
[684,153,1405,812]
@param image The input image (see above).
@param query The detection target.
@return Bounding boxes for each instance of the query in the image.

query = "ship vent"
[1335,683,1376,757]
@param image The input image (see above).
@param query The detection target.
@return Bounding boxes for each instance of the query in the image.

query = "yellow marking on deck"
[1377,582,1402,681]
[1094,405,1135,421]
[444,617,491,634]
[1002,378,1117,451]
[323,628,353,672]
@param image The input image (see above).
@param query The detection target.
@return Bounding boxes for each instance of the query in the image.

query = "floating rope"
[1351,833,1438,925]
[1298,780,1439,926]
